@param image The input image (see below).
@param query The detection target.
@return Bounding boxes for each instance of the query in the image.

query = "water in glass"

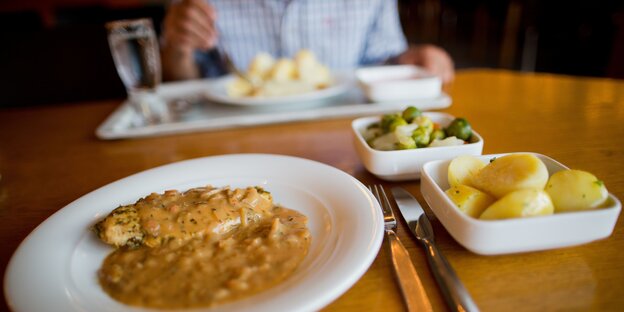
[106,18,168,124]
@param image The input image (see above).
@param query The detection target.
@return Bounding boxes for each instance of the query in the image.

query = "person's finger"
[187,0,217,22]
[178,0,216,31]
[165,4,216,50]
[175,5,217,48]
[166,28,198,50]
[437,54,454,83]
[163,18,205,51]
[419,46,454,83]
[443,66,455,83]
[174,20,212,49]
[395,45,455,83]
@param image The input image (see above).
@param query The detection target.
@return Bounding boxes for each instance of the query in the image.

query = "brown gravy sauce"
[97,186,311,309]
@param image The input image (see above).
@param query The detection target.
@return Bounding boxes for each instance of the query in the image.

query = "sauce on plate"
[96,186,311,309]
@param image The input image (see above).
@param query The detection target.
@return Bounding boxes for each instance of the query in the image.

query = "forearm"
[161,45,201,81]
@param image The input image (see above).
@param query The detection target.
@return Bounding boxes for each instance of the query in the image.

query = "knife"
[391,187,480,312]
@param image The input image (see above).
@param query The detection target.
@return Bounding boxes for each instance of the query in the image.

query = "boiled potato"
[447,155,486,187]
[303,65,332,88]
[480,189,554,220]
[295,50,331,88]
[248,52,275,80]
[546,169,609,212]
[268,58,297,82]
[226,77,253,97]
[294,49,318,77]
[472,153,549,198]
[229,50,332,98]
[445,184,496,218]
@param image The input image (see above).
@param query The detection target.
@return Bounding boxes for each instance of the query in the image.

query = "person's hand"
[162,0,218,54]
[161,0,217,80]
[396,44,454,83]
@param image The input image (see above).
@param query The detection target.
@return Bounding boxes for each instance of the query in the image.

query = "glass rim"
[105,18,153,30]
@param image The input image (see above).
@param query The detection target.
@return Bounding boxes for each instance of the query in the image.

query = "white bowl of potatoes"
[420,153,621,255]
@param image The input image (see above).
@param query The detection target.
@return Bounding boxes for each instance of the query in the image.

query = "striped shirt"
[196,0,407,77]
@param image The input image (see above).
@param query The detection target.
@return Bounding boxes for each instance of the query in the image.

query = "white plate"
[202,74,350,107]
[4,154,384,312]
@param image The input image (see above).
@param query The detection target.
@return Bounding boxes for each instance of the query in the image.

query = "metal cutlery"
[370,185,433,312]
[218,50,259,87]
[391,187,480,312]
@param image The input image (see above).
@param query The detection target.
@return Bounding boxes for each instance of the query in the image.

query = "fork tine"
[370,185,379,203]
[371,184,379,202]
[378,186,393,214]
[371,185,383,210]
[370,184,396,227]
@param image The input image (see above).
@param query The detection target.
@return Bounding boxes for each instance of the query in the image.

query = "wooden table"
[1,69,623,311]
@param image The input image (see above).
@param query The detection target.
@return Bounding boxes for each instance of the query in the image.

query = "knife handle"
[421,239,480,312]
[386,230,433,312]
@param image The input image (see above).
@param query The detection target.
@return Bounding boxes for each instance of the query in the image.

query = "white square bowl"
[351,112,484,181]
[421,153,622,255]
[355,65,442,102]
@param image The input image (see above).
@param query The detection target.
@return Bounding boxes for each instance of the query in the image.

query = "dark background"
[1,0,623,107]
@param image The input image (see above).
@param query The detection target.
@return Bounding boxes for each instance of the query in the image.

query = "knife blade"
[391,187,480,312]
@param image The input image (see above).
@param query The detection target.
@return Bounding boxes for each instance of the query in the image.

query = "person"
[161,0,454,83]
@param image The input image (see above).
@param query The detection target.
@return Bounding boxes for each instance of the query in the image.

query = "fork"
[219,50,259,88]
[370,185,433,312]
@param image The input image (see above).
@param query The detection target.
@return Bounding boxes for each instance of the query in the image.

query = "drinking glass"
[106,18,168,124]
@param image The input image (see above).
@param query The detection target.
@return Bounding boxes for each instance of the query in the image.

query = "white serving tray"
[96,74,451,140]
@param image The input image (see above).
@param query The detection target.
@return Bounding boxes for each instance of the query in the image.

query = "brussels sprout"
[380,114,403,132]
[389,118,408,132]
[395,136,416,149]
[414,116,434,134]
[412,127,431,147]
[393,124,419,149]
[430,129,446,143]
[380,114,395,132]
[401,106,422,123]
[445,118,472,141]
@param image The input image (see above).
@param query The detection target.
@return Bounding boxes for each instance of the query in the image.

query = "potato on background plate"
[226,49,332,98]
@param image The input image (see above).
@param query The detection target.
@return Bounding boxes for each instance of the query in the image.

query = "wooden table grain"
[1,69,623,311]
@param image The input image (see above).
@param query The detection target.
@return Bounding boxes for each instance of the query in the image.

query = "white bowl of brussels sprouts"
[420,153,621,255]
[351,106,483,181]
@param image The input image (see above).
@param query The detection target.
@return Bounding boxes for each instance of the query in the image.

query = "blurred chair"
[399,0,622,78]
[608,10,624,79]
